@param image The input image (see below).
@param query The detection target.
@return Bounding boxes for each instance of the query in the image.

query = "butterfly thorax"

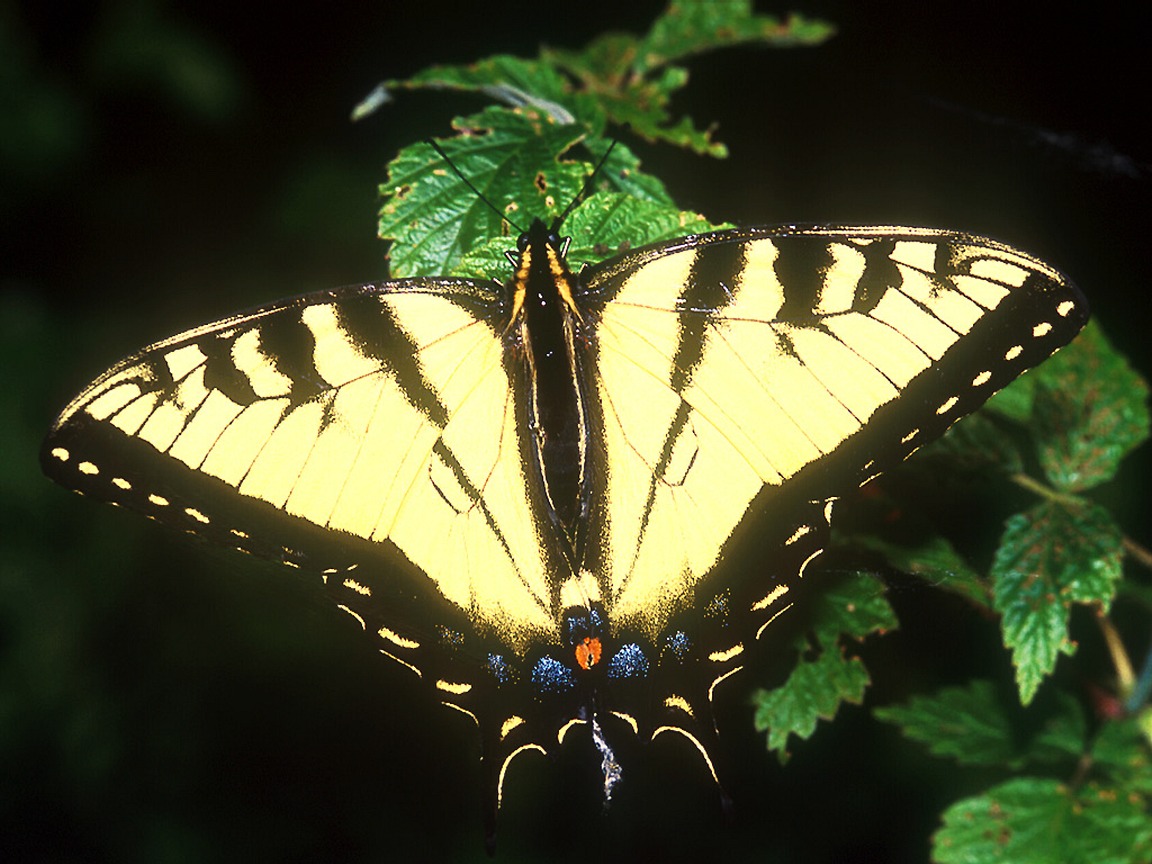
[511,219,591,564]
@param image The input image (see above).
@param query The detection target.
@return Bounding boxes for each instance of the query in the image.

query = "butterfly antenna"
[427,139,524,234]
[550,139,618,234]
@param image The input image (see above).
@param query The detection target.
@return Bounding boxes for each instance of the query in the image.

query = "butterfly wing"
[41,223,1090,832]
[41,279,574,663]
[576,225,1087,752]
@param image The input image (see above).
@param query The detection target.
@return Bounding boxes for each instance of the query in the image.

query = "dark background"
[4,1,1150,862]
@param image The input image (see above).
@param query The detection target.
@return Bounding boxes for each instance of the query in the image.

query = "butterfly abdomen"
[514,219,591,554]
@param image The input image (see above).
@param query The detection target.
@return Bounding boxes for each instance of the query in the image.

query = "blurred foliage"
[0,0,244,210]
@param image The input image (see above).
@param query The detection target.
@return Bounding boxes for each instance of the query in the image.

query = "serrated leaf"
[993,502,1125,704]
[378,105,706,280]
[371,4,830,159]
[1090,717,1152,794]
[751,646,870,759]
[877,682,1090,769]
[807,573,898,648]
[544,38,723,156]
[933,778,1152,864]
[377,109,590,277]
[379,55,581,126]
[546,2,832,155]
[636,1,835,73]
[587,138,675,205]
[562,192,719,265]
[875,680,1021,767]
[1026,690,1091,764]
[853,532,991,609]
[453,192,721,281]
[752,576,894,758]
[1032,323,1151,492]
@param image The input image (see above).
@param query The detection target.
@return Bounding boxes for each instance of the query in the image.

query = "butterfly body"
[510,218,591,558]
[42,221,1087,839]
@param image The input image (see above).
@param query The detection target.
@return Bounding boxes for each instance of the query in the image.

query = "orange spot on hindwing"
[575,636,602,670]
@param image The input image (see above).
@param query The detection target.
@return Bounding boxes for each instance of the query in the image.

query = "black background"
[4,1,1150,862]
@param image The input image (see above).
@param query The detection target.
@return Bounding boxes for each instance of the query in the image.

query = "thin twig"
[1122,535,1152,574]
[1097,609,1136,695]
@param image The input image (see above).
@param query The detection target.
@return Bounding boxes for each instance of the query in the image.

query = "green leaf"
[561,192,719,265]
[808,573,899,647]
[455,192,720,280]
[585,138,676,206]
[366,0,835,273]
[542,33,724,156]
[875,680,1022,768]
[933,778,1152,864]
[927,409,1026,476]
[751,644,870,758]
[377,105,708,279]
[983,362,1049,424]
[1032,323,1151,492]
[367,2,832,158]
[852,531,992,609]
[375,55,580,126]
[1090,717,1152,795]
[377,109,588,277]
[1026,691,1091,764]
[544,2,832,155]
[992,502,1125,704]
[877,681,1091,769]
[635,1,835,73]
[751,576,895,758]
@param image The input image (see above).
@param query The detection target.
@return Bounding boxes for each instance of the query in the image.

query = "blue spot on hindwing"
[704,590,730,621]
[437,625,465,647]
[486,653,512,683]
[531,656,576,693]
[608,643,650,679]
[664,630,692,662]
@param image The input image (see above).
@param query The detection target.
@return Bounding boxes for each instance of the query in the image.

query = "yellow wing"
[42,221,1089,835]
[42,281,566,653]
[578,226,1086,640]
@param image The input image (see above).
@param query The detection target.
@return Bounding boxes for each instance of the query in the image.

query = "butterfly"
[42,173,1087,847]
